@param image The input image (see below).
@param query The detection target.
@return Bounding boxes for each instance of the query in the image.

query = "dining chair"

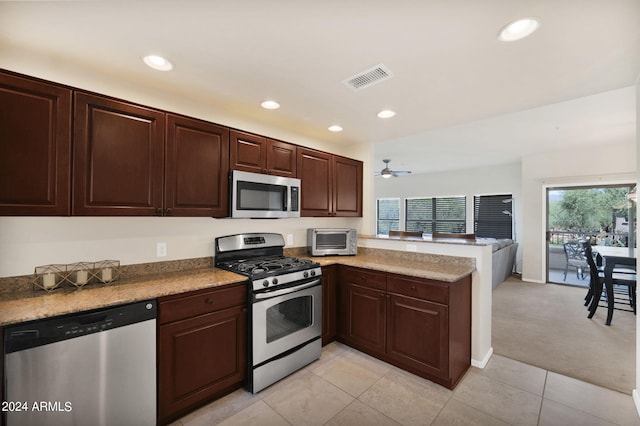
[431,232,476,240]
[388,230,423,238]
[585,240,636,325]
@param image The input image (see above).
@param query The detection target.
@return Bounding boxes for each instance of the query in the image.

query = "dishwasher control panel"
[4,300,157,354]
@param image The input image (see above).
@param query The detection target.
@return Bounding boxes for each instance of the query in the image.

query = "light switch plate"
[286,234,294,246]
[157,242,167,257]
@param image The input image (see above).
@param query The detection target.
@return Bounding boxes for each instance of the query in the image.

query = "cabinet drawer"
[159,284,246,324]
[342,267,386,290]
[387,275,448,305]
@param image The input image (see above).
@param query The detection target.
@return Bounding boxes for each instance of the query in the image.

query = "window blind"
[406,197,465,233]
[474,194,513,239]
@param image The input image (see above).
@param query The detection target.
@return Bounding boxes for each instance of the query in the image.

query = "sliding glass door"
[546,184,636,286]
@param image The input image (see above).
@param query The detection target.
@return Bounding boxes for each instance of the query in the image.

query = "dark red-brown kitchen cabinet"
[0,71,72,215]
[230,130,297,177]
[166,114,229,217]
[73,92,165,216]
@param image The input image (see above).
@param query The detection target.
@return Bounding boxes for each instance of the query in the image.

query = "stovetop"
[217,255,319,279]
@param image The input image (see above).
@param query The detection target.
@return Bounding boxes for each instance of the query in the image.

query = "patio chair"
[562,242,588,281]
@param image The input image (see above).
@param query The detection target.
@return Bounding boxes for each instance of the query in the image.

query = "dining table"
[598,252,636,326]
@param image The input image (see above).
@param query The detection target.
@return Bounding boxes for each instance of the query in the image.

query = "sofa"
[491,239,518,288]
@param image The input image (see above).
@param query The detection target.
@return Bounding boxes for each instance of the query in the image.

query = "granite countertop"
[308,255,474,282]
[0,267,246,327]
[359,234,500,246]
[0,248,475,327]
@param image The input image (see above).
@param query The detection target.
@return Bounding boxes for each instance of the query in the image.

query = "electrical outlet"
[406,244,417,252]
[286,234,294,246]
[157,242,167,257]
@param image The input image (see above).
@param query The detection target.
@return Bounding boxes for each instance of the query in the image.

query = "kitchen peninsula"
[356,234,513,370]
[1,244,480,423]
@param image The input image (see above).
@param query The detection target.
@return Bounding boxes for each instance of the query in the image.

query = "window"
[406,196,466,234]
[474,194,513,239]
[376,198,400,235]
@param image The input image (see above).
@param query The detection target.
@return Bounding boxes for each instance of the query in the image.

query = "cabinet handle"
[411,286,417,292]
[205,298,214,305]
[361,276,366,281]
[379,293,385,298]
[155,208,163,216]
[165,208,173,216]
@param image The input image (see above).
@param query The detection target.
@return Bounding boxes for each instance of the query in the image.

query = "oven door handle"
[254,278,321,300]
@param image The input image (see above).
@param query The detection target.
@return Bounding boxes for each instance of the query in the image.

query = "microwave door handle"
[284,187,288,211]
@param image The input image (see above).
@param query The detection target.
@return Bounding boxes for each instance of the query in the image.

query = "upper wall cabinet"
[74,93,230,217]
[230,130,297,177]
[0,72,72,216]
[73,92,166,216]
[297,148,363,217]
[166,114,229,217]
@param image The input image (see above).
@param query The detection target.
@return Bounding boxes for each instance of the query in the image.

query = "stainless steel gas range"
[215,233,322,393]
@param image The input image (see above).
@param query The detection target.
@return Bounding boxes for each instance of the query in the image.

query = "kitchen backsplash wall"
[0,216,361,278]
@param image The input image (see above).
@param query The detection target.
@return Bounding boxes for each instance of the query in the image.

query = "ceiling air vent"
[342,64,393,91]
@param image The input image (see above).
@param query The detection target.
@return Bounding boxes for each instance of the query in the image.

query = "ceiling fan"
[374,159,412,178]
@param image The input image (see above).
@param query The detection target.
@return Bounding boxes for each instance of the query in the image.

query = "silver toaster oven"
[307,228,357,256]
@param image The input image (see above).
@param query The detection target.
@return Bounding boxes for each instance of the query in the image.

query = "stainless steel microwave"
[307,228,357,256]
[230,170,301,218]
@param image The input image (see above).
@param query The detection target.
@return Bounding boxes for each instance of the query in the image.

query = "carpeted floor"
[492,276,636,394]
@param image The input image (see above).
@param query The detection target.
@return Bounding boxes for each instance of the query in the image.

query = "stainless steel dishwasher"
[3,299,157,426]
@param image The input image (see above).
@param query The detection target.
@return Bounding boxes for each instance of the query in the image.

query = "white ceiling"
[1,1,639,175]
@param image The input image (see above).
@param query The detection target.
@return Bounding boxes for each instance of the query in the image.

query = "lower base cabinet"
[158,284,247,425]
[337,266,471,389]
[321,265,337,345]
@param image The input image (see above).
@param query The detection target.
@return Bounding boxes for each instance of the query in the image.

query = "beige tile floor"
[173,342,640,426]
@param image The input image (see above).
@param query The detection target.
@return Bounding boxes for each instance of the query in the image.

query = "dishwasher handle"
[4,299,157,354]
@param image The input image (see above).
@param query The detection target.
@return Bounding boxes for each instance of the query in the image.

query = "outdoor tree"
[549,187,630,232]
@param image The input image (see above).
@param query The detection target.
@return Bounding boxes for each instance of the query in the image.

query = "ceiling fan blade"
[394,170,412,175]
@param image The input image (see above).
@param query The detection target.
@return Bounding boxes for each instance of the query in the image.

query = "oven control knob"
[303,271,309,278]
[272,278,278,285]
[262,280,269,288]
[310,270,316,277]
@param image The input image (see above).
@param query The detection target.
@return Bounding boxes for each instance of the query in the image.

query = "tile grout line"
[537,370,549,426]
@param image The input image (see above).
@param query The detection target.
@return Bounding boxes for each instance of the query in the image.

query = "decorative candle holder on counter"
[33,264,68,292]
[33,260,121,292]
[93,260,121,284]
[67,261,95,288]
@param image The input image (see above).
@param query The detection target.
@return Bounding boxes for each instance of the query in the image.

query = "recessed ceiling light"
[377,110,396,119]
[261,100,280,110]
[142,54,173,71]
[328,125,343,132]
[498,17,540,42]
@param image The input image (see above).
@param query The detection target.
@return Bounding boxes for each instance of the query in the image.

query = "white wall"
[634,73,640,415]
[374,162,523,269]
[520,140,636,283]
[0,216,362,277]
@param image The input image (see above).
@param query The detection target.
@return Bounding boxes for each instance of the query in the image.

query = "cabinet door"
[158,305,246,424]
[340,282,386,356]
[333,156,363,217]
[298,148,333,216]
[386,293,448,380]
[322,265,337,345]
[266,139,297,177]
[230,130,266,173]
[73,92,165,215]
[166,115,229,217]
[0,72,72,215]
